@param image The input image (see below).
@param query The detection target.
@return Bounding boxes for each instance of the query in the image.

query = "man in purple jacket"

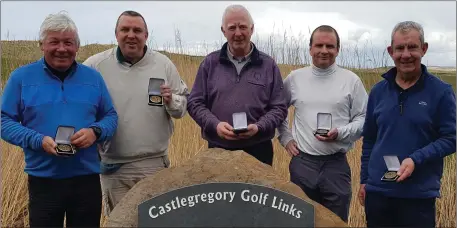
[187,4,288,166]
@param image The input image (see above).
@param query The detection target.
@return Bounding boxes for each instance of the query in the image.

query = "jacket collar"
[40,57,78,78]
[382,63,429,92]
[219,42,262,66]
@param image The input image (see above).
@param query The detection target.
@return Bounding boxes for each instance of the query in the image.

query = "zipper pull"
[398,91,404,115]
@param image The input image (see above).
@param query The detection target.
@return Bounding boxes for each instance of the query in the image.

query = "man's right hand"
[358,184,366,206]
[216,122,238,140]
[42,136,58,156]
[285,140,299,156]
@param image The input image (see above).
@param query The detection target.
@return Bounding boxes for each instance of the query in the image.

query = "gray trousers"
[289,151,351,222]
[100,155,170,216]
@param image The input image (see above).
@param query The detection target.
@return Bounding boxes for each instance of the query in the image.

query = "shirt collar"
[311,62,337,76]
[41,57,78,75]
[116,45,148,65]
[382,64,428,92]
[227,42,253,63]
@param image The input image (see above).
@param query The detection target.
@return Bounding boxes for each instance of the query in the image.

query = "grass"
[1,39,455,227]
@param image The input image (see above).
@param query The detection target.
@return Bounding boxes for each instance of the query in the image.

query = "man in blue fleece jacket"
[1,12,118,227]
[359,21,456,227]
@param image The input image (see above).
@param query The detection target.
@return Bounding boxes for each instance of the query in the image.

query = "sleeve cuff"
[256,122,266,134]
[165,94,181,111]
[279,136,294,148]
[336,127,345,141]
[34,134,45,151]
[207,118,220,135]
[89,123,105,141]
[408,153,421,166]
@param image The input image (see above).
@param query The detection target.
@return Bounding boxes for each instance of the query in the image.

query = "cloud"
[1,1,455,67]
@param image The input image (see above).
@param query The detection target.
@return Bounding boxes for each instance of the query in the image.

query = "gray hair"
[391,21,425,45]
[39,11,80,47]
[221,4,254,29]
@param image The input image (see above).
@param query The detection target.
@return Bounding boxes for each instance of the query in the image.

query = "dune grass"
[1,39,455,227]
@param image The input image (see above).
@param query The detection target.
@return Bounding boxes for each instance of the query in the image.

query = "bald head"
[221,4,254,29]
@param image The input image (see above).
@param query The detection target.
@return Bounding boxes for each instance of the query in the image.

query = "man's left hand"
[160,84,172,105]
[71,128,97,149]
[396,158,415,182]
[237,124,259,139]
[315,128,338,142]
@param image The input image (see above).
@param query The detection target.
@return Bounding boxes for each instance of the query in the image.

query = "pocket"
[246,72,269,104]
[162,155,170,168]
[247,73,266,87]
[100,163,123,175]
[288,156,300,181]
[343,155,352,179]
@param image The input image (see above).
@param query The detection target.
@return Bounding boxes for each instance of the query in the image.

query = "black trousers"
[208,140,274,166]
[28,174,102,227]
[289,152,351,222]
[365,191,436,227]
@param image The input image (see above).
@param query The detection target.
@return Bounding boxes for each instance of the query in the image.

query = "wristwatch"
[90,126,102,140]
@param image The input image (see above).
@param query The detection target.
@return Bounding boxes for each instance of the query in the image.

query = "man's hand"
[237,124,259,139]
[285,140,299,156]
[42,136,58,155]
[315,128,338,142]
[358,184,366,206]
[160,84,172,105]
[216,122,238,140]
[71,128,97,149]
[397,158,415,182]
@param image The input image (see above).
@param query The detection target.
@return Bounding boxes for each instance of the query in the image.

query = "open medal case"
[55,126,76,156]
[148,78,165,106]
[232,112,248,134]
[315,112,332,137]
[381,155,400,181]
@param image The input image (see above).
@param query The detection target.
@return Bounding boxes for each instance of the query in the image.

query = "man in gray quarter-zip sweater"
[277,25,368,223]
[83,10,189,216]
[187,5,288,166]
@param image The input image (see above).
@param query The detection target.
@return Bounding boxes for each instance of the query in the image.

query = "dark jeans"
[28,174,102,227]
[365,191,436,227]
[208,140,273,166]
[289,151,351,222]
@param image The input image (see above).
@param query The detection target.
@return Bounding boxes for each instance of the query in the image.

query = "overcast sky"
[1,1,456,68]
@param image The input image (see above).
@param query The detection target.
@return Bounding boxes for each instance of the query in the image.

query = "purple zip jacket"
[187,42,288,149]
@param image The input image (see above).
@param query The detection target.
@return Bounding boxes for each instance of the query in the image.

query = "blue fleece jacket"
[360,64,456,198]
[1,58,118,179]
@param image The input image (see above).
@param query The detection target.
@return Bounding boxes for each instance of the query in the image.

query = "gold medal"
[149,95,161,103]
[57,144,71,152]
[384,171,397,179]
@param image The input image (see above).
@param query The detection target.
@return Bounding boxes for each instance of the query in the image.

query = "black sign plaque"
[138,182,315,227]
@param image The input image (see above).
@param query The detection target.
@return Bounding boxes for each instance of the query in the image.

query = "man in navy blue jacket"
[1,12,118,227]
[358,21,456,227]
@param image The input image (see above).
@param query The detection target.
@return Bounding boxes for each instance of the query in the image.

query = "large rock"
[106,148,347,227]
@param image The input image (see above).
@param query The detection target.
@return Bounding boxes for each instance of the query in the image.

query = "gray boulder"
[106,148,347,227]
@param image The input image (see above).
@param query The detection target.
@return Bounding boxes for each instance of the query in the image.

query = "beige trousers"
[100,155,170,216]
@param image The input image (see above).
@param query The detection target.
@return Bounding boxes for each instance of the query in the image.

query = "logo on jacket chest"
[253,72,261,81]
[418,101,427,106]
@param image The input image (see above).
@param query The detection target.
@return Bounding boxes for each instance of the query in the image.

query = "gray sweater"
[277,63,368,155]
[83,47,189,164]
